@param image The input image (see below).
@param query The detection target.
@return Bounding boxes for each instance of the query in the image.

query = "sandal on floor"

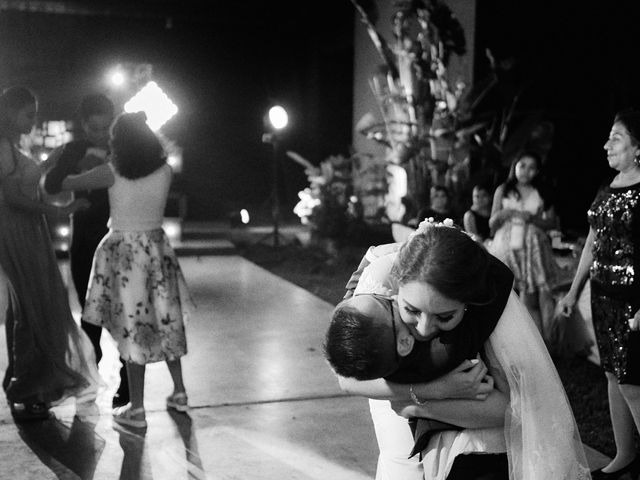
[166,392,189,412]
[113,404,147,428]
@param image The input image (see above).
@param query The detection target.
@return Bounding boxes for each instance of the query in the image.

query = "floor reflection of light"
[199,427,371,480]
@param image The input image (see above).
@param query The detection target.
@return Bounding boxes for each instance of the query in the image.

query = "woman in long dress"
[0,86,100,419]
[488,151,561,344]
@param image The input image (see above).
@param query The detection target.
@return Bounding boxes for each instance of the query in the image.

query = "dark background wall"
[475,0,640,233]
[2,1,640,232]
[0,2,355,221]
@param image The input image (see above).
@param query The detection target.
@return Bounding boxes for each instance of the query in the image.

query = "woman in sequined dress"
[559,109,640,478]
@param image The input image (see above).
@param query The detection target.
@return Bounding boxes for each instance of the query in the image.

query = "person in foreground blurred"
[61,111,194,429]
[44,93,130,408]
[0,86,100,420]
[559,109,640,479]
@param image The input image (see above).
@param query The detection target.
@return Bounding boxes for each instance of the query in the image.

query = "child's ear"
[397,330,415,357]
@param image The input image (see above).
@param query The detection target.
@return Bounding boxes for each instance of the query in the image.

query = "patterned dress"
[489,189,560,295]
[82,164,194,365]
[588,181,640,384]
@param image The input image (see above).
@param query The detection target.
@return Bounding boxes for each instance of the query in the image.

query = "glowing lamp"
[56,225,70,238]
[124,81,178,131]
[229,209,250,228]
[163,217,182,242]
[108,69,126,88]
[166,148,183,173]
[268,106,288,130]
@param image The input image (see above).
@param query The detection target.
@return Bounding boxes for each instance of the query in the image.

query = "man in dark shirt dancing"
[45,94,129,408]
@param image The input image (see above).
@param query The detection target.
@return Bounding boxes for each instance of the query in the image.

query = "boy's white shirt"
[353,245,398,298]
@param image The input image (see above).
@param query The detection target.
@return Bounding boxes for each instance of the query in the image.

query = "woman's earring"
[635,155,640,167]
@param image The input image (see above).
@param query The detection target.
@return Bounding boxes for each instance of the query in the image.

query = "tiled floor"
[0,254,609,479]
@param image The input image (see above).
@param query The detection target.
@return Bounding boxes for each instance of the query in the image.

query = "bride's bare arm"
[337,358,493,401]
[391,351,509,428]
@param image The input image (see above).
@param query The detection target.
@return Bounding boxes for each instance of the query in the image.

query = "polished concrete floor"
[0,256,379,479]
[0,254,609,479]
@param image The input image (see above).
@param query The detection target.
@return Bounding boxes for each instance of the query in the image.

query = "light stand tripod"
[255,132,291,248]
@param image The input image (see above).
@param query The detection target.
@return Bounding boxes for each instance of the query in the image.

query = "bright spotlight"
[56,225,70,238]
[109,69,126,88]
[268,106,288,130]
[162,217,182,242]
[124,81,178,131]
[167,149,183,173]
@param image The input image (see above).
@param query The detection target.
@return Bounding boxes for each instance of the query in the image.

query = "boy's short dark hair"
[323,301,394,380]
[79,94,114,122]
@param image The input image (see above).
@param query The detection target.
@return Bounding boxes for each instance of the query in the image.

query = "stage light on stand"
[256,104,291,248]
[268,105,288,130]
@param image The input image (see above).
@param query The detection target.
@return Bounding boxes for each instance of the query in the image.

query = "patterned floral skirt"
[83,229,194,365]
[489,221,561,295]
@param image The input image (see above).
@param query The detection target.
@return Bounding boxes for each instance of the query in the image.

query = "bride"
[336,220,591,479]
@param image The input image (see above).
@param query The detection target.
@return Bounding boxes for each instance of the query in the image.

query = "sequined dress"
[588,181,640,384]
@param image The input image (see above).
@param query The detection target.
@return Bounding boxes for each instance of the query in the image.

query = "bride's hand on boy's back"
[439,358,494,400]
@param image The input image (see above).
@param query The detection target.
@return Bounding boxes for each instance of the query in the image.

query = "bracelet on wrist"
[409,384,428,406]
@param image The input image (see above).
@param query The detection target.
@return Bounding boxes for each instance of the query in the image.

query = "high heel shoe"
[592,456,640,479]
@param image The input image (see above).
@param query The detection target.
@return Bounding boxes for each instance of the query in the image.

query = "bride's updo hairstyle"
[392,224,495,305]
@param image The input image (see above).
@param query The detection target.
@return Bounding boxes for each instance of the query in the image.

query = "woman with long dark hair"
[488,151,561,344]
[0,86,100,420]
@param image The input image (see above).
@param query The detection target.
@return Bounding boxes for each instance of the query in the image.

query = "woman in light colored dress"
[488,151,561,343]
[0,86,100,420]
[61,111,194,428]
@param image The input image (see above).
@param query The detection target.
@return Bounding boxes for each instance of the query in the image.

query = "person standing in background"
[488,151,560,343]
[44,94,129,408]
[559,109,640,479]
[463,183,492,243]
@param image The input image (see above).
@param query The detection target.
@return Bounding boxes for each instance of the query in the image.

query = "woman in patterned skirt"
[559,109,640,478]
[61,111,194,429]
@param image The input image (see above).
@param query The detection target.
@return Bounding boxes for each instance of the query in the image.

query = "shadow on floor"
[17,412,105,479]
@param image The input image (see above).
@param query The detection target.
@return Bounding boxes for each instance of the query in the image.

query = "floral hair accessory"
[408,217,455,240]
